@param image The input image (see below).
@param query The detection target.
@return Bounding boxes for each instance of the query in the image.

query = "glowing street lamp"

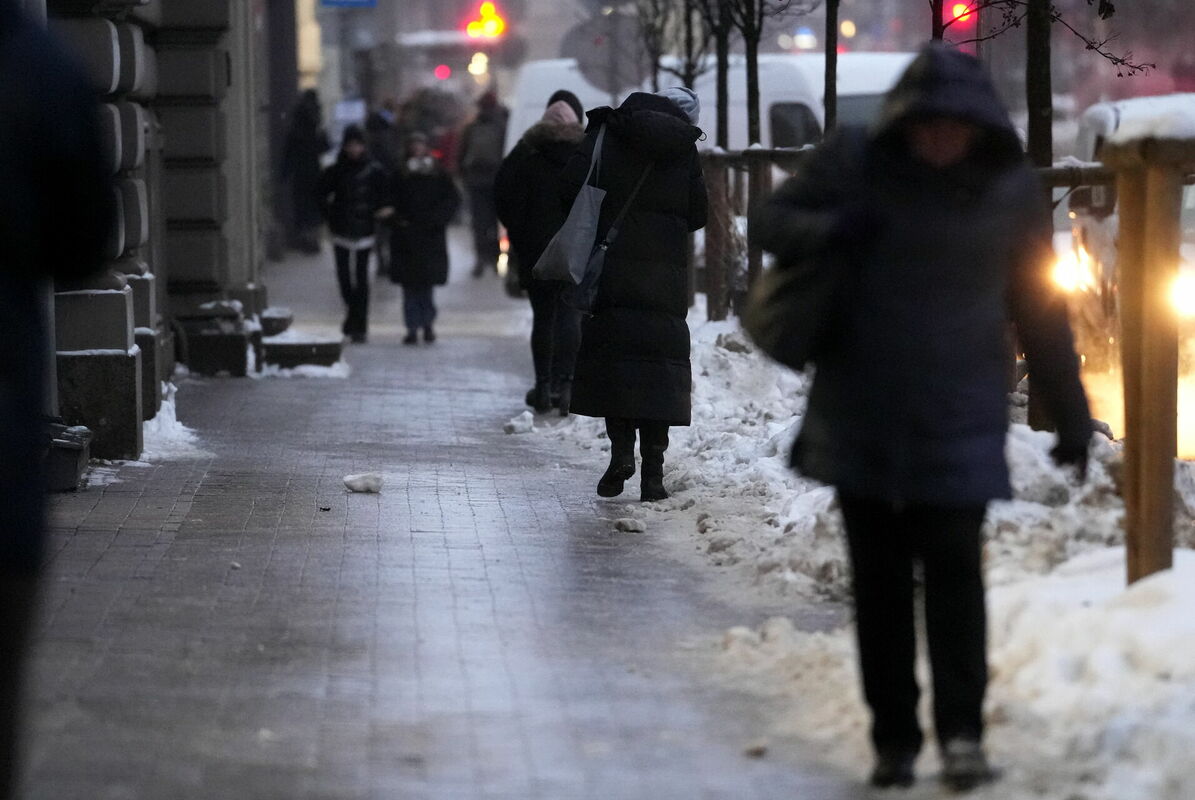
[465,1,506,39]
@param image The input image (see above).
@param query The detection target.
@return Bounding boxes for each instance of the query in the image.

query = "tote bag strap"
[584,125,606,188]
[598,163,653,248]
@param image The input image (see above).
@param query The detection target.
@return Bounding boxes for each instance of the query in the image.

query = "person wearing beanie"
[458,91,510,277]
[559,91,707,502]
[496,93,587,415]
[317,124,391,343]
[656,86,700,125]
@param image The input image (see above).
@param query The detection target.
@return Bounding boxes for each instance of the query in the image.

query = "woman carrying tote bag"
[558,88,707,502]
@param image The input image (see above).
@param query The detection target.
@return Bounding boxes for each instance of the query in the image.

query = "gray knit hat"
[656,86,700,124]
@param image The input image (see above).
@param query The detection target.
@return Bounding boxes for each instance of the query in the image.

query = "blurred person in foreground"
[457,90,507,277]
[0,1,114,796]
[282,89,331,254]
[389,133,460,345]
[753,43,1092,791]
[495,90,586,415]
[560,88,707,502]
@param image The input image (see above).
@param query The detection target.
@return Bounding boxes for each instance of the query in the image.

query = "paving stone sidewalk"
[27,233,865,799]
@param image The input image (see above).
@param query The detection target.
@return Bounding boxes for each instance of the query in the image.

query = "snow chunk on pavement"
[615,518,647,533]
[503,411,534,435]
[343,473,383,493]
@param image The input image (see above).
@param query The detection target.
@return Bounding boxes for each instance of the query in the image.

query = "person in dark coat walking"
[495,90,587,414]
[560,88,707,502]
[318,125,391,343]
[390,133,461,345]
[282,89,331,254]
[753,43,1092,791]
[458,91,508,277]
[0,2,114,795]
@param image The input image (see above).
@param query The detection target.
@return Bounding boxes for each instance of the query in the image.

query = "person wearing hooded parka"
[560,88,707,502]
[753,43,1093,791]
[495,90,587,415]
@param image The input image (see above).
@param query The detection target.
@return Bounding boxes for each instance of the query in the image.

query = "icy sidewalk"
[525,303,1195,797]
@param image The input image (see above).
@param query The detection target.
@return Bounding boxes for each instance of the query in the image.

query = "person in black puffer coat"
[318,125,390,343]
[752,43,1093,791]
[495,90,586,415]
[390,133,461,345]
[560,88,707,502]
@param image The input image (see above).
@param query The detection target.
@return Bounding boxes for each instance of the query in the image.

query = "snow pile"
[140,382,212,462]
[252,360,352,379]
[503,411,535,435]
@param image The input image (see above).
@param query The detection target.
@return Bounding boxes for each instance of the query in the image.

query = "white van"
[503,55,825,153]
[790,52,917,128]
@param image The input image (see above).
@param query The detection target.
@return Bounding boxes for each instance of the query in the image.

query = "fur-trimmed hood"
[522,118,586,151]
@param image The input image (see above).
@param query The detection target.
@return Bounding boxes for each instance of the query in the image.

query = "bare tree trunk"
[1026,0,1053,167]
[715,4,730,149]
[745,32,761,144]
[824,0,839,133]
[931,0,945,39]
[683,1,696,86]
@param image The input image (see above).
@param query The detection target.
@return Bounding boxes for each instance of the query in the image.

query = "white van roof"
[502,59,615,154]
[1076,93,1195,160]
[789,52,917,100]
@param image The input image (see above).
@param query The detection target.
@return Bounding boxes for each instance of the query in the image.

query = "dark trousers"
[837,493,988,754]
[402,285,436,334]
[334,246,371,336]
[527,281,581,388]
[466,184,500,269]
[605,418,669,461]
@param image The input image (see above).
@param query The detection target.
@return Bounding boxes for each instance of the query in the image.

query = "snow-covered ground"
[525,302,1195,796]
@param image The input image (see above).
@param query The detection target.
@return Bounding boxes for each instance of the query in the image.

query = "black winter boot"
[639,423,669,502]
[529,382,552,414]
[869,749,917,789]
[597,418,636,497]
[555,380,572,417]
[940,739,995,792]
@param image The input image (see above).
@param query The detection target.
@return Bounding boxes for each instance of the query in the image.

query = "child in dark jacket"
[318,125,390,343]
[390,133,461,344]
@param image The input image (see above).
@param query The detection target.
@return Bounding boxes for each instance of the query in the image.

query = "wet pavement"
[28,231,865,799]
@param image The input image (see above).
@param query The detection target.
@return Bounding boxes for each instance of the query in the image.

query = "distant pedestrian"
[457,91,507,277]
[0,2,114,796]
[390,133,461,345]
[751,43,1092,791]
[318,125,391,343]
[495,90,587,414]
[560,88,707,502]
[282,88,331,254]
[365,98,401,277]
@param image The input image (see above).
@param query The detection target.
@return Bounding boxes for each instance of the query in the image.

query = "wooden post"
[1127,164,1182,582]
[704,161,731,321]
[1117,167,1147,584]
[746,156,772,288]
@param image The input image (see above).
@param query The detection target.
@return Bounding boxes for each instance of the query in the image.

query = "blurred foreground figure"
[0,2,113,796]
[752,43,1092,791]
[282,89,331,254]
[458,91,507,277]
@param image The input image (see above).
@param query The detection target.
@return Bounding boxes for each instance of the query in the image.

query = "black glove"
[1051,436,1089,482]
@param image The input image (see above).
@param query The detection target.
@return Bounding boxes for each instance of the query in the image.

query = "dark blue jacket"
[1,1,113,575]
[754,44,1091,506]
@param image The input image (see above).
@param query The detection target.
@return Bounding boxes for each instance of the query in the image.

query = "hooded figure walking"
[389,133,461,345]
[495,90,587,414]
[560,88,707,502]
[318,125,391,343]
[752,44,1092,791]
[282,89,331,253]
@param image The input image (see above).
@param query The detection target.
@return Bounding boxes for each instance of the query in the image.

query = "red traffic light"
[434,64,452,80]
[950,3,975,25]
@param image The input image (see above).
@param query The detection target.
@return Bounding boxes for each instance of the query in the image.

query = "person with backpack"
[559,88,707,502]
[318,125,391,343]
[750,43,1093,791]
[457,91,508,278]
[389,133,461,345]
[495,90,587,415]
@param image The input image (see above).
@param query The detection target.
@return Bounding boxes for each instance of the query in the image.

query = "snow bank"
[251,360,352,379]
[140,382,212,462]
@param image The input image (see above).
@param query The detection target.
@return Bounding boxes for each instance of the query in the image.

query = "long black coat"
[560,93,707,425]
[494,117,585,289]
[753,44,1092,506]
[1,1,113,574]
[282,100,330,230]
[318,156,389,240]
[389,162,461,287]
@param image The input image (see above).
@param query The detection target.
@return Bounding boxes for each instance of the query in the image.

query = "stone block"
[120,178,149,251]
[263,339,343,369]
[99,104,122,176]
[55,286,134,352]
[125,273,157,329]
[129,1,163,30]
[45,424,92,493]
[164,166,227,222]
[157,48,229,100]
[134,327,163,420]
[106,185,126,261]
[132,46,158,101]
[160,1,231,30]
[49,18,120,95]
[116,22,147,95]
[117,101,147,171]
[158,106,227,162]
[227,283,268,318]
[176,318,249,377]
[165,228,228,285]
[57,347,143,461]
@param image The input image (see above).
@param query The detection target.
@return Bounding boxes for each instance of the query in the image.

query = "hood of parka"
[586,91,702,163]
[873,42,1023,170]
[521,118,585,155]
